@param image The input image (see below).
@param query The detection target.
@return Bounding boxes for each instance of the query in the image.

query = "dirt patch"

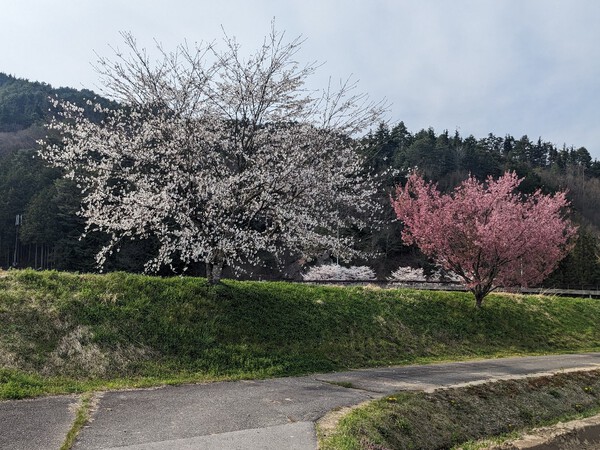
[318,402,370,442]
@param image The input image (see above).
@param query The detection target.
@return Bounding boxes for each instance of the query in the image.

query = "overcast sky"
[3,0,599,159]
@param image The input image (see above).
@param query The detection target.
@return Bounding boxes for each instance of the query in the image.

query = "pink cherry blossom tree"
[40,27,385,283]
[391,171,577,307]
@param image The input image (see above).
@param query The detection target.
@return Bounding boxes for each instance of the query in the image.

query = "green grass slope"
[319,370,600,450]
[1,269,600,399]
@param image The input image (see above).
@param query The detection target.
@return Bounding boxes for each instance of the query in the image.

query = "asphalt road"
[3,353,600,450]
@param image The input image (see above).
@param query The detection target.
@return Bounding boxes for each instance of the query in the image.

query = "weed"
[60,392,94,450]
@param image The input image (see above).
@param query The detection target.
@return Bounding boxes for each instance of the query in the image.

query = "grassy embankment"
[318,370,600,450]
[1,269,600,400]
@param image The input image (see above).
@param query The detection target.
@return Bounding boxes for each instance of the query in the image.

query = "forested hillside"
[0,73,118,271]
[0,73,598,286]
[360,123,600,287]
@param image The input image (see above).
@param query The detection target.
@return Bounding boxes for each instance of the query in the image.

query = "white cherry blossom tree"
[41,27,385,283]
[302,264,376,281]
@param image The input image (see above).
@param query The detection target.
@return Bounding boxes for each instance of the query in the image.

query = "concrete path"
[0,395,77,450]
[2,353,600,450]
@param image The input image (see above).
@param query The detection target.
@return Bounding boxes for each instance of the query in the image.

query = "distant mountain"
[0,72,115,156]
[0,72,114,132]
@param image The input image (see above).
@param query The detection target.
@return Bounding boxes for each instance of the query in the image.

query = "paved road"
[3,353,600,450]
[0,395,77,450]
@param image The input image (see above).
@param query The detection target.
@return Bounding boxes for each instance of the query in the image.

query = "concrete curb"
[494,414,600,449]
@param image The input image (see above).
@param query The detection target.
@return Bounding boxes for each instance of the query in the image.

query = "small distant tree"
[387,266,427,282]
[40,27,385,283]
[303,263,376,281]
[387,266,460,283]
[391,172,577,307]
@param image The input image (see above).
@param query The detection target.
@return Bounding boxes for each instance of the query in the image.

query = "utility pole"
[13,214,22,268]
[336,220,340,265]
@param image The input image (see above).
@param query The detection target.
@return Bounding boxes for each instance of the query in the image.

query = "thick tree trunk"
[206,254,225,285]
[475,292,485,308]
[206,262,213,281]
[472,286,488,308]
[206,263,224,284]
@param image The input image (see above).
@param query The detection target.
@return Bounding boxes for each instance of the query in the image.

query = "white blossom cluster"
[387,266,461,282]
[302,263,376,281]
[39,28,385,281]
[387,266,428,282]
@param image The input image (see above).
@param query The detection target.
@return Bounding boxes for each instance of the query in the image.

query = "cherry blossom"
[391,171,577,306]
[40,27,385,283]
[302,263,376,281]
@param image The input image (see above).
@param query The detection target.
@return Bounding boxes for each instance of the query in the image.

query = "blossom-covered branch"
[391,171,577,306]
[41,26,385,283]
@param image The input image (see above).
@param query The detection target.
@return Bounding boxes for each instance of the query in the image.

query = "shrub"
[303,263,376,281]
[387,266,461,283]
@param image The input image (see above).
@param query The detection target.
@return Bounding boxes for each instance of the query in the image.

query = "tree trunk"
[472,286,488,308]
[211,261,224,284]
[206,255,225,285]
[475,292,485,308]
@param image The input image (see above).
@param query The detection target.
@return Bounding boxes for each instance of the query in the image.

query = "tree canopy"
[40,29,385,282]
[391,171,578,306]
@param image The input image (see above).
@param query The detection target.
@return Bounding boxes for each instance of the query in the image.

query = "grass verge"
[2,269,600,399]
[318,370,600,450]
[60,392,94,450]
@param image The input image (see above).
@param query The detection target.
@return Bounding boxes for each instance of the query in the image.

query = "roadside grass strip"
[60,392,94,450]
[318,369,600,450]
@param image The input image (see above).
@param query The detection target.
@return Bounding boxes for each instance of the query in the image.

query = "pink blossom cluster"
[391,171,577,305]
